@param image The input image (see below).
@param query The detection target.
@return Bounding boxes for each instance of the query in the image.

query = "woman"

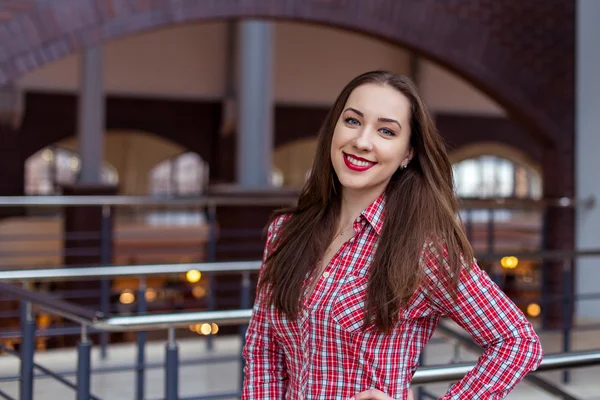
[242,70,543,399]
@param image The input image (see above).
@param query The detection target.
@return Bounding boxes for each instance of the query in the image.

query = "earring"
[401,164,408,170]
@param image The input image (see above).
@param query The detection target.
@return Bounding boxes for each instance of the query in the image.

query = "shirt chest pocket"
[331,274,370,334]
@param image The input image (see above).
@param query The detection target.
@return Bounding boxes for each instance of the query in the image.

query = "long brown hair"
[259,70,473,333]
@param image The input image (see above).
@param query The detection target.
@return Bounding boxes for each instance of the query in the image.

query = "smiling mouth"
[343,152,377,171]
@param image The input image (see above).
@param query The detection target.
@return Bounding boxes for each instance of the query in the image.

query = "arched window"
[149,152,207,196]
[25,147,119,195]
[453,155,542,199]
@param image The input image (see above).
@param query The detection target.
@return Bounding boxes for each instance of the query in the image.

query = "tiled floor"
[1,325,599,399]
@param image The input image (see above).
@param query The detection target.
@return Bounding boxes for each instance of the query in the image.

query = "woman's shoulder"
[261,213,293,260]
[264,213,293,244]
[267,213,292,233]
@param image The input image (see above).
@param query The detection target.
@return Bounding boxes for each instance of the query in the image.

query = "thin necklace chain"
[320,224,355,266]
[336,223,354,237]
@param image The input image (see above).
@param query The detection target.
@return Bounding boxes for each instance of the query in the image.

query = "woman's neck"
[338,187,385,228]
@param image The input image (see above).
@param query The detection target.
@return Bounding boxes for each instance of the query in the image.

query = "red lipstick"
[343,153,376,172]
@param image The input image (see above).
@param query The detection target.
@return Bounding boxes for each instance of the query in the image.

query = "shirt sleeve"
[241,215,289,399]
[419,241,544,399]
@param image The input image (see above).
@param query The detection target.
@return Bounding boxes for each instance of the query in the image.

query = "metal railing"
[0,194,582,343]
[0,260,261,281]
[1,277,600,400]
[1,194,599,399]
[0,193,592,207]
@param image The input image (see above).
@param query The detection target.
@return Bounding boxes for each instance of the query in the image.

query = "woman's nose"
[353,129,373,152]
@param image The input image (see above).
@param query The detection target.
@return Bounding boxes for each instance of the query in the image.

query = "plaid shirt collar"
[359,192,386,235]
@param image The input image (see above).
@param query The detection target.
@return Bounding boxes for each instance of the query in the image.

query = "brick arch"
[0,1,573,147]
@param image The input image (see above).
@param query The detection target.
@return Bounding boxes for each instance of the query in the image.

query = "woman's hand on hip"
[352,388,413,400]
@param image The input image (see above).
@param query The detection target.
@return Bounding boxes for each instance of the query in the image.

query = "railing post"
[77,325,92,400]
[562,260,573,384]
[19,298,35,400]
[165,327,179,400]
[136,276,148,400]
[206,203,217,352]
[100,205,112,359]
[450,341,462,364]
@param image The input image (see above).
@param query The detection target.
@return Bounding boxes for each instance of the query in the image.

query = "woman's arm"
[420,242,544,399]
[241,216,289,399]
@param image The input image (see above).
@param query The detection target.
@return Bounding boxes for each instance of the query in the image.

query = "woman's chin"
[338,178,372,193]
[337,175,391,196]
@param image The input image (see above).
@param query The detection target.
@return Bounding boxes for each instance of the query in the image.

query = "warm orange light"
[119,290,135,305]
[192,286,206,298]
[145,287,157,302]
[527,303,541,317]
[38,314,51,329]
[501,256,519,269]
[211,323,219,335]
[186,270,202,283]
[200,323,212,335]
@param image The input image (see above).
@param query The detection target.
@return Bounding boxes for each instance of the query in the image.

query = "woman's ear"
[404,147,415,165]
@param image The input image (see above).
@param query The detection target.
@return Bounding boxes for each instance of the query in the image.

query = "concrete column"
[77,46,104,184]
[576,0,600,321]
[236,21,274,188]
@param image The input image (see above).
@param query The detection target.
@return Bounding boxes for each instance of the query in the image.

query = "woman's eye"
[345,117,360,126]
[379,128,396,137]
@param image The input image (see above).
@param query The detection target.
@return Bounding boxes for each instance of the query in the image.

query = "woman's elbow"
[521,331,544,372]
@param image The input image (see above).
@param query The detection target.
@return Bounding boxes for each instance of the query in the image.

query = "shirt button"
[355,217,361,223]
[323,271,330,278]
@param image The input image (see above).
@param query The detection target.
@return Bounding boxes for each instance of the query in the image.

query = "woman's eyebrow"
[378,117,402,130]
[344,107,363,116]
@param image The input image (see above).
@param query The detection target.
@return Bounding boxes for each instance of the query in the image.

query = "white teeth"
[346,155,373,167]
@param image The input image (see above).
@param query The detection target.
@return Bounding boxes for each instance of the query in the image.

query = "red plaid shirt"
[242,194,543,399]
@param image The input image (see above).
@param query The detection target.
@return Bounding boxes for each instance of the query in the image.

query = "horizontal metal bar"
[0,282,104,324]
[96,309,253,331]
[0,194,297,207]
[5,246,600,282]
[0,230,207,242]
[0,261,261,281]
[0,326,105,339]
[411,350,600,384]
[0,194,591,209]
